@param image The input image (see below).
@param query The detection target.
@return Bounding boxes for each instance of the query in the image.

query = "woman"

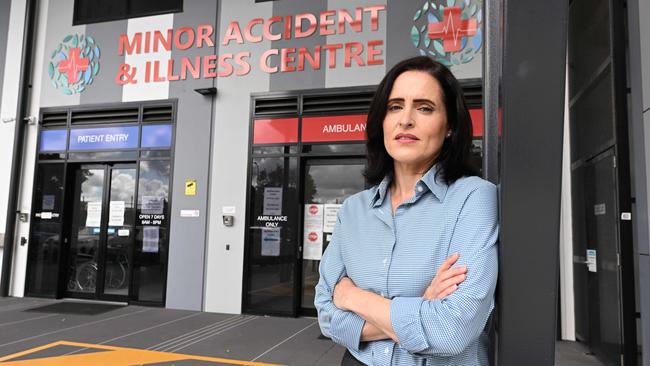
[314,56,498,366]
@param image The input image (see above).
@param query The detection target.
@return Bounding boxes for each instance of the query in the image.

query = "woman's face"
[383,70,449,171]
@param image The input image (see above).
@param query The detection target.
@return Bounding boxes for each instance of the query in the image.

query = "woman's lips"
[395,133,419,143]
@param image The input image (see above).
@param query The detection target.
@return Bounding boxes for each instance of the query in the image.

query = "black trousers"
[341,349,366,366]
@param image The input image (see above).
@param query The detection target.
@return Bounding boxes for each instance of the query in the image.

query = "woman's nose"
[398,108,415,128]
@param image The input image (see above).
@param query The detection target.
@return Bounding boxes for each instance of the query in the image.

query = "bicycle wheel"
[76,262,98,292]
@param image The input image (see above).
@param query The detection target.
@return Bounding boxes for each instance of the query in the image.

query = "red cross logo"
[58,47,89,83]
[428,7,477,53]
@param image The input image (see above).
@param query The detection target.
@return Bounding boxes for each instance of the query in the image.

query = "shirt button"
[417,185,423,192]
[384,346,390,354]
[382,258,388,266]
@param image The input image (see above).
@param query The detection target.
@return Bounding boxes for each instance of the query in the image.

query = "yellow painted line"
[0,340,284,366]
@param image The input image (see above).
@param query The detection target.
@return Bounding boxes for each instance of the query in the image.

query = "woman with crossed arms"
[315,56,499,366]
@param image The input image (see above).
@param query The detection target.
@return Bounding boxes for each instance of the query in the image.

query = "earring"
[446,131,452,138]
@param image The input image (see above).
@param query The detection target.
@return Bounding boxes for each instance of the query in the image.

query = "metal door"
[299,158,366,316]
[577,151,623,364]
[567,0,636,361]
[64,163,136,302]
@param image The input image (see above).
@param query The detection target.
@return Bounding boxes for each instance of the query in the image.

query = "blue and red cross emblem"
[428,6,478,53]
[58,47,89,83]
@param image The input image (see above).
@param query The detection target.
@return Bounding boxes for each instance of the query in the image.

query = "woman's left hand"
[333,276,358,311]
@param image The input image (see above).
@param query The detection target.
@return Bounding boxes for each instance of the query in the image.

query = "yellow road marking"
[0,340,283,366]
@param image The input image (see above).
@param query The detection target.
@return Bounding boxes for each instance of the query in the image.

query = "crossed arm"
[334,253,467,343]
[315,184,499,355]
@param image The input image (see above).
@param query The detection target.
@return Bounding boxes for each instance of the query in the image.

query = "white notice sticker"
[222,206,236,214]
[323,204,342,233]
[303,204,324,260]
[86,202,102,227]
[586,249,597,272]
[118,229,130,237]
[143,226,159,253]
[40,212,53,220]
[108,201,125,226]
[180,209,200,218]
[263,187,283,215]
[261,228,281,256]
[142,196,164,214]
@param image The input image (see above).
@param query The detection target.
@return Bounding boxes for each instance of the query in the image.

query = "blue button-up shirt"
[315,165,499,366]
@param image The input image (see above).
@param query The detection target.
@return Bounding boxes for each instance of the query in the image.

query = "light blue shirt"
[315,164,499,366]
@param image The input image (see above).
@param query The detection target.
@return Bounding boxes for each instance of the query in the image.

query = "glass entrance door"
[65,163,136,301]
[300,158,366,315]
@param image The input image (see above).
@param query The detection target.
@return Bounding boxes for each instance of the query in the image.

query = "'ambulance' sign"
[301,114,367,142]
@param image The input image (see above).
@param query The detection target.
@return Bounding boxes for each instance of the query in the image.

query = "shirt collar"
[370,164,448,208]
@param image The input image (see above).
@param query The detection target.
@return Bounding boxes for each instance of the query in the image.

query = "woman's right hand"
[423,253,467,300]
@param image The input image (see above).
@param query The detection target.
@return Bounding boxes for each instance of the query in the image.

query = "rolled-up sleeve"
[390,183,499,356]
[314,205,366,352]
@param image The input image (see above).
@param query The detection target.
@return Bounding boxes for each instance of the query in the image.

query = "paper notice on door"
[303,204,324,260]
[143,226,159,253]
[303,230,323,260]
[304,204,324,228]
[263,187,283,215]
[142,196,164,214]
[586,249,597,272]
[42,195,55,211]
[86,201,102,227]
[323,204,342,233]
[261,228,281,256]
[108,201,125,226]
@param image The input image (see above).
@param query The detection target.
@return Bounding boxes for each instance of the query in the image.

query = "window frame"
[72,0,183,26]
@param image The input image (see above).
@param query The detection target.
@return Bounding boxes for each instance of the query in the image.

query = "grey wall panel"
[270,0,327,91]
[37,0,81,107]
[325,0,387,88]
[639,253,650,365]
[166,0,218,311]
[0,0,11,107]
[39,0,82,107]
[640,0,650,111]
[385,0,482,80]
[497,0,566,362]
[79,19,127,104]
[203,0,273,314]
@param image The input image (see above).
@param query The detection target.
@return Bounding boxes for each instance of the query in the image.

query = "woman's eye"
[388,105,402,112]
[418,106,434,113]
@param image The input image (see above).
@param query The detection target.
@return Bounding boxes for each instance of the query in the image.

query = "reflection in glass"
[67,168,104,294]
[26,164,65,296]
[302,143,365,155]
[134,160,170,303]
[470,138,483,175]
[140,150,171,158]
[103,167,136,296]
[38,153,66,160]
[246,157,299,314]
[302,162,365,310]
[69,151,138,161]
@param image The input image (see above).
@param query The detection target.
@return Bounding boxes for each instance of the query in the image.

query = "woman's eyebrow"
[413,98,437,106]
[387,97,437,106]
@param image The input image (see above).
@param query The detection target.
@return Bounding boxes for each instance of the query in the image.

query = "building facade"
[0,0,647,364]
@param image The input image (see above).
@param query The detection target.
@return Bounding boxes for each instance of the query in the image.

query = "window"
[73,0,183,25]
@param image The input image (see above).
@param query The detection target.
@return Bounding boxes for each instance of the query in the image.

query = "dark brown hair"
[364,56,478,186]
